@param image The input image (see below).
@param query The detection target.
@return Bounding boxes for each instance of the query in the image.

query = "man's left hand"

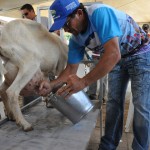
[56,74,86,98]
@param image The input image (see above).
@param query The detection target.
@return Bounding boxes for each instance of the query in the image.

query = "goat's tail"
[0,56,7,75]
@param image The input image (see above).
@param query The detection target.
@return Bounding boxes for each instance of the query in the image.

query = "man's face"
[63,9,88,36]
[21,9,35,20]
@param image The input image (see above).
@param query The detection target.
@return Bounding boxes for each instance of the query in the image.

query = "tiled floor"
[87,101,134,150]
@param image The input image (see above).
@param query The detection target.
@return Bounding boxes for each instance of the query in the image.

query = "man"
[20,4,48,29]
[142,24,150,38]
[38,0,150,149]
[142,24,149,34]
[142,24,150,44]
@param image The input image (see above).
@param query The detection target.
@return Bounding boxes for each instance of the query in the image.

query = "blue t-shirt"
[68,4,149,64]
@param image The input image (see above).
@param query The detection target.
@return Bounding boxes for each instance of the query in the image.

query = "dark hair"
[142,24,149,30]
[20,4,34,11]
[68,3,87,18]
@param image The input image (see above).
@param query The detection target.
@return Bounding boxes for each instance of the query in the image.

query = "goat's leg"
[6,63,40,131]
[0,82,15,120]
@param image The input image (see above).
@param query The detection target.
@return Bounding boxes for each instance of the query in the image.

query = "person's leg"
[99,64,129,150]
[129,52,150,150]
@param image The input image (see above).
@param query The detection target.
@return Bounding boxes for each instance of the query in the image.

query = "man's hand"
[57,74,86,98]
[38,80,52,96]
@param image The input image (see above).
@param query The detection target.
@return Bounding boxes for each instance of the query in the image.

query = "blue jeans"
[99,51,150,150]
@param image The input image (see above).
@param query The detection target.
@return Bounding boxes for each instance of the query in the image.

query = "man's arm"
[51,63,79,85]
[57,37,121,98]
[82,37,121,86]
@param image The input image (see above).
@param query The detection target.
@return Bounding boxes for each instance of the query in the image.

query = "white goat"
[0,19,68,131]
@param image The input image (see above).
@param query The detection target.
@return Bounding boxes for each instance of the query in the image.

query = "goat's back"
[0,19,68,75]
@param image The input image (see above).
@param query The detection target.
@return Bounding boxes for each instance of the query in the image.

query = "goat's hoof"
[16,121,33,132]
[23,124,33,132]
[23,126,33,132]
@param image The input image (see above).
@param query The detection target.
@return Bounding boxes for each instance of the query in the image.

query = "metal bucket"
[47,90,94,124]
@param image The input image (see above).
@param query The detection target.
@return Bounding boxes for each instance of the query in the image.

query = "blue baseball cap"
[49,0,80,32]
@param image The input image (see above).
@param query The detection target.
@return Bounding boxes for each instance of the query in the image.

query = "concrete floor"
[0,99,99,150]
[1,97,149,150]
[0,99,135,150]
